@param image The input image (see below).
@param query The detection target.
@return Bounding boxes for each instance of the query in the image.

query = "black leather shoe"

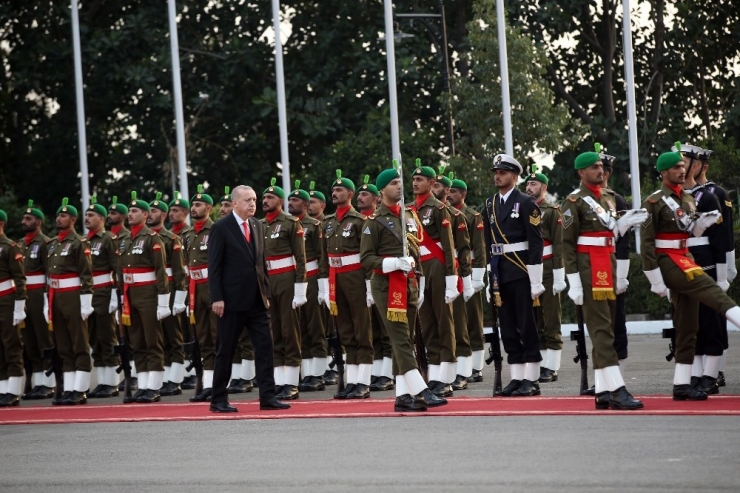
[123,388,146,404]
[419,388,447,407]
[538,368,558,383]
[189,388,212,402]
[52,391,70,406]
[696,376,719,395]
[276,385,299,400]
[467,369,483,383]
[347,383,370,399]
[370,375,379,386]
[609,386,643,409]
[501,379,523,396]
[595,391,610,410]
[210,401,238,413]
[136,389,161,403]
[717,371,726,387]
[180,375,197,390]
[394,394,427,412]
[581,385,596,396]
[61,390,87,405]
[299,376,325,392]
[451,374,468,391]
[673,384,708,401]
[433,383,453,398]
[22,386,39,400]
[334,383,356,399]
[260,397,290,410]
[159,381,182,396]
[227,378,253,394]
[92,385,119,398]
[119,377,138,392]
[0,394,19,407]
[426,380,443,394]
[690,376,701,389]
[369,376,394,391]
[511,380,541,396]
[88,384,105,398]
[27,385,55,400]
[323,370,338,386]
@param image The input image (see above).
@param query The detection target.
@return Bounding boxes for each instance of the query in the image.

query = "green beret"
[574,151,601,170]
[191,184,214,205]
[332,170,355,191]
[86,195,107,217]
[263,178,285,199]
[376,168,400,191]
[412,159,436,178]
[0,210,7,222]
[290,180,311,201]
[56,197,79,217]
[526,164,549,185]
[450,178,467,190]
[129,191,151,212]
[435,165,452,188]
[149,192,169,213]
[169,191,190,210]
[656,151,683,172]
[108,196,129,215]
[220,186,232,203]
[308,181,326,202]
[358,175,379,196]
[24,199,44,220]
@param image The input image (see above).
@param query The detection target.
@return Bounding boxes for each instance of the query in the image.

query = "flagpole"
[496,0,513,156]
[622,0,641,252]
[70,0,90,214]
[271,0,291,195]
[167,0,190,204]
[383,0,401,160]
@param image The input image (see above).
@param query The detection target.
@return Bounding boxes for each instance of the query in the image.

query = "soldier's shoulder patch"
[363,226,372,235]
[647,190,662,203]
[83,247,91,256]
[296,228,304,237]
[457,221,466,231]
[437,204,446,210]
[552,204,560,210]
[476,221,484,230]
[561,207,574,229]
[472,211,481,217]
[14,252,23,261]
[173,243,181,251]
[529,210,541,226]
[441,218,450,228]
[153,243,162,251]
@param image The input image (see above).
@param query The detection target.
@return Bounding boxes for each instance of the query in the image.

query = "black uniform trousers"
[691,249,725,356]
[498,278,542,365]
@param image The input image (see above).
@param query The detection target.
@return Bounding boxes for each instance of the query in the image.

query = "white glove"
[172,290,188,315]
[13,300,26,326]
[615,209,649,237]
[471,268,486,293]
[381,257,415,273]
[691,211,721,237]
[716,263,730,292]
[157,294,171,320]
[552,268,567,295]
[317,278,330,306]
[616,259,630,295]
[43,293,50,324]
[462,275,475,302]
[109,288,119,314]
[292,282,308,309]
[418,276,425,307]
[183,266,189,277]
[80,293,94,321]
[566,273,584,306]
[444,275,460,304]
[527,264,546,300]
[727,251,737,282]
[644,268,668,297]
[365,279,375,307]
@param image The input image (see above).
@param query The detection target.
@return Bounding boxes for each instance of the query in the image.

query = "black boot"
[299,376,325,392]
[92,385,119,398]
[595,391,610,410]
[696,376,719,395]
[501,379,522,396]
[323,370,339,386]
[690,376,701,389]
[511,380,541,396]
[346,383,370,399]
[119,377,138,392]
[673,384,708,401]
[394,394,427,412]
[159,381,182,396]
[189,388,212,402]
[0,394,19,407]
[538,368,558,383]
[61,390,87,405]
[609,387,643,410]
[451,375,468,391]
[180,375,197,390]
[227,378,253,394]
[136,389,161,403]
[717,371,726,387]
[433,383,453,398]
[581,385,595,396]
[28,385,55,400]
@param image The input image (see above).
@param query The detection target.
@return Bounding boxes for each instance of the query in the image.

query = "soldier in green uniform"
[18,201,55,399]
[47,198,94,405]
[360,168,448,411]
[562,152,647,409]
[524,168,567,382]
[0,209,27,407]
[168,191,197,389]
[118,192,170,403]
[147,193,188,396]
[410,164,459,396]
[640,147,740,400]
[83,196,121,398]
[431,167,475,390]
[261,179,307,400]
[219,187,233,218]
[318,171,374,399]
[184,186,218,402]
[448,178,488,382]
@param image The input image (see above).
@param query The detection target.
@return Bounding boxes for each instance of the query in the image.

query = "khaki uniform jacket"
[460,205,486,269]
[538,201,563,270]
[0,234,26,301]
[183,220,212,270]
[47,232,93,294]
[88,229,119,312]
[446,205,471,277]
[117,226,169,295]
[412,195,456,276]
[261,211,307,283]
[18,231,49,282]
[319,207,366,278]
[154,227,187,292]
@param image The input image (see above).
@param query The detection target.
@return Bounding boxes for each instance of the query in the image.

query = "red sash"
[328,254,362,315]
[374,267,414,323]
[121,267,156,326]
[655,233,704,280]
[47,273,80,330]
[576,231,615,300]
[419,235,446,265]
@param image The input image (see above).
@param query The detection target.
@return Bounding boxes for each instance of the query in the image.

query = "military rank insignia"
[561,208,573,229]
[441,218,450,228]
[529,210,541,226]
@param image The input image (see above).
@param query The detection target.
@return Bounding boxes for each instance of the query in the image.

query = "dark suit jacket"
[208,213,271,312]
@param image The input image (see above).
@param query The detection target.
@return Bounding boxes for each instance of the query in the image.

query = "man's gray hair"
[232,185,255,200]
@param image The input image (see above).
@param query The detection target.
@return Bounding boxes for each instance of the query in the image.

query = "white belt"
[266,256,296,271]
[0,279,15,292]
[470,252,475,260]
[577,236,614,247]
[122,272,156,284]
[490,241,528,256]
[420,242,444,257]
[190,267,208,280]
[687,237,710,247]
[166,267,173,277]
[655,239,687,249]
[93,273,113,287]
[26,274,46,285]
[328,253,361,268]
[49,277,81,289]
[542,245,553,257]
[306,260,319,272]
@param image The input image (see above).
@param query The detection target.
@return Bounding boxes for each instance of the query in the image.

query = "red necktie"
[242,221,251,243]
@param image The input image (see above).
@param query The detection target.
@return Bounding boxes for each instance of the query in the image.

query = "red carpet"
[2,395,739,425]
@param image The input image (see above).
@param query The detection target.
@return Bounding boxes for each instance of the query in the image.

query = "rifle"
[113,289,133,402]
[23,342,33,396]
[570,305,590,395]
[183,329,204,396]
[485,273,503,396]
[42,335,63,404]
[414,313,428,381]
[327,315,345,393]
[663,304,676,361]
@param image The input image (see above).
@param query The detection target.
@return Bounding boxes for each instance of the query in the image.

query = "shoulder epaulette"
[552,204,560,210]
[287,215,299,222]
[150,231,158,236]
[437,204,445,210]
[567,195,578,202]
[647,190,662,203]
[368,214,376,220]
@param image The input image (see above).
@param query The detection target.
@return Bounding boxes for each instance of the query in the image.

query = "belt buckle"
[491,244,504,256]
[123,273,134,284]
[191,270,203,280]
[606,237,614,247]
[330,257,343,268]
[50,279,60,289]
[679,239,686,249]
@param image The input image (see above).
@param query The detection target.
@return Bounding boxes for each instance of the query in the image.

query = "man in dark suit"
[207,185,289,412]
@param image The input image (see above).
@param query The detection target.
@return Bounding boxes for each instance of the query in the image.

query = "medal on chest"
[132,239,145,255]
[342,222,353,237]
[200,234,209,250]
[405,217,417,233]
[60,243,72,256]
[511,203,520,219]
[91,242,102,256]
[30,244,40,259]
[421,209,432,225]
[270,224,281,239]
